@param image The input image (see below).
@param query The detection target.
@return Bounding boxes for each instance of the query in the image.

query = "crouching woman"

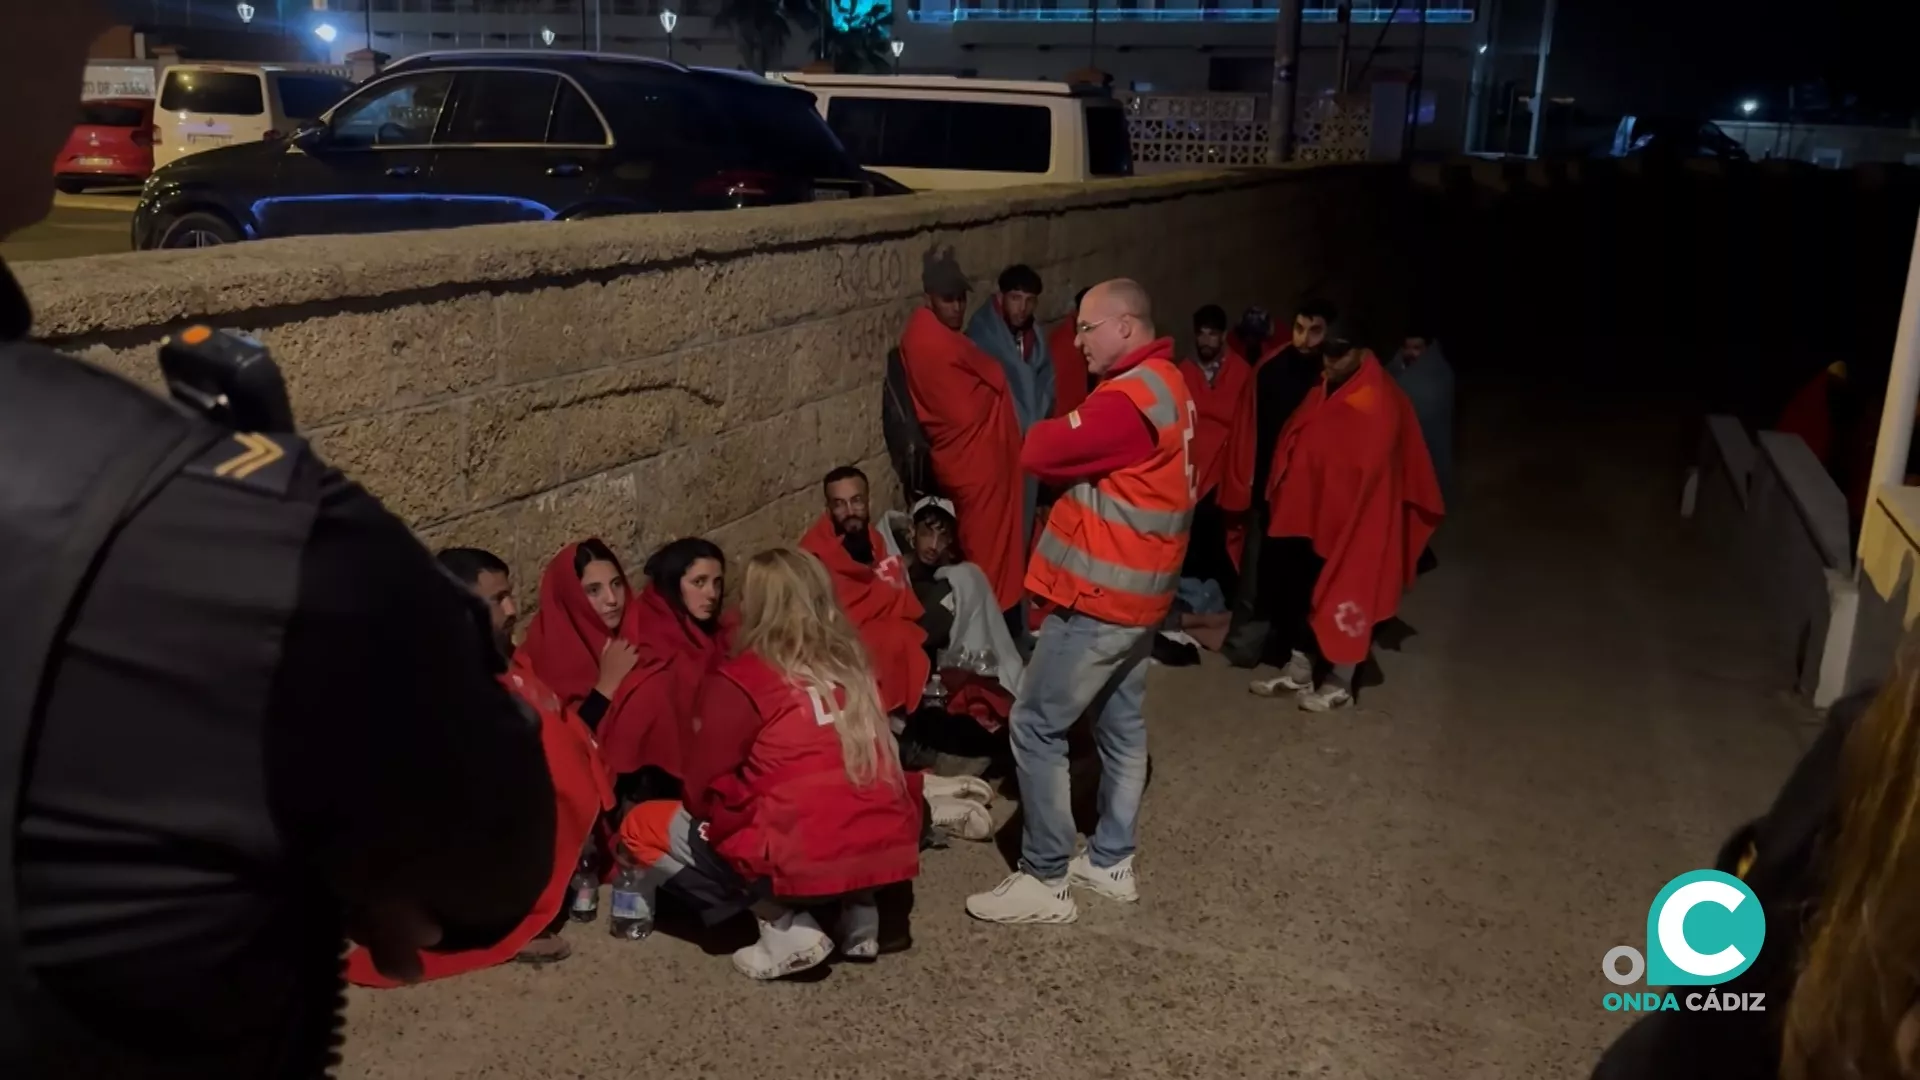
[618,547,924,980]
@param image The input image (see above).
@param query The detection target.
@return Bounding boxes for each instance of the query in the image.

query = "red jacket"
[699,652,922,899]
[1047,317,1090,418]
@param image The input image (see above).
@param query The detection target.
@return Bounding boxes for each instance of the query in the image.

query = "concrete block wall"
[17,167,1371,602]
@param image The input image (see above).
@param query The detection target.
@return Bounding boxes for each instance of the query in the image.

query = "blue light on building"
[909,2,1475,24]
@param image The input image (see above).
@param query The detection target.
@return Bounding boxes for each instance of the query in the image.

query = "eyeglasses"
[1076,314,1131,335]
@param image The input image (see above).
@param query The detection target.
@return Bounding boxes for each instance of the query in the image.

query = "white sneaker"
[922,774,994,805]
[1299,682,1354,712]
[837,900,880,961]
[929,795,994,841]
[731,910,833,980]
[1250,650,1315,696]
[1069,852,1139,903]
[965,871,1078,924]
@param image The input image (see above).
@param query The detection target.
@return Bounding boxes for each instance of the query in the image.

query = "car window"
[713,84,857,177]
[580,68,715,154]
[275,74,352,122]
[827,98,1051,173]
[549,81,609,145]
[329,72,455,148]
[79,102,147,127]
[442,70,561,145]
[159,70,265,116]
[1084,103,1131,176]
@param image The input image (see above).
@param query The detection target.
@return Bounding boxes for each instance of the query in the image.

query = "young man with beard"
[898,247,1028,629]
[1246,333,1445,712]
[798,466,931,718]
[968,263,1053,553]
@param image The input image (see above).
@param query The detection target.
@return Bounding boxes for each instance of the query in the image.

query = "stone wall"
[17,166,1399,595]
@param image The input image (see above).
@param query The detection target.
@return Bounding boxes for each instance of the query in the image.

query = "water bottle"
[608,865,654,941]
[567,852,599,924]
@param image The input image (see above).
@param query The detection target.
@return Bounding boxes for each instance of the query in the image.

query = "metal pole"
[1088,0,1099,70]
[1463,0,1498,152]
[1865,211,1920,516]
[1525,0,1557,158]
[1266,0,1304,163]
[1404,0,1428,159]
[1335,2,1351,93]
[364,0,373,51]
[581,0,588,48]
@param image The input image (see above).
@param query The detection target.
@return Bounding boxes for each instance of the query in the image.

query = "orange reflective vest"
[1026,353,1196,627]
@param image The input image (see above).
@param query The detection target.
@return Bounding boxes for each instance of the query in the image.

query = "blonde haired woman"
[618,547,924,980]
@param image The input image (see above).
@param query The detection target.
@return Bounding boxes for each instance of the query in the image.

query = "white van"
[153,63,355,169]
[771,73,1132,191]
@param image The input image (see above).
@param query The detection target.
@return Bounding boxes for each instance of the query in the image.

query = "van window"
[442,70,561,145]
[827,98,1051,173]
[79,102,147,127]
[159,70,265,116]
[329,72,454,148]
[276,74,352,122]
[1085,103,1132,176]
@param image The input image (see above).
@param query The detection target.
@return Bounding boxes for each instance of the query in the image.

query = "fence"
[1119,90,1373,172]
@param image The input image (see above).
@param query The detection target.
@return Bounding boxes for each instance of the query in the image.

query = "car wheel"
[159,212,241,250]
[55,178,88,195]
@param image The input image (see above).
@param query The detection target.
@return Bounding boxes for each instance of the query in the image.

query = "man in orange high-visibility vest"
[966,279,1195,925]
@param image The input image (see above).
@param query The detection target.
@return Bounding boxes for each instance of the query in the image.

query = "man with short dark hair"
[898,247,1027,622]
[1178,303,1253,600]
[968,263,1053,433]
[799,466,931,717]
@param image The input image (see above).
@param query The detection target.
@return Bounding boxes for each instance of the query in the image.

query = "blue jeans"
[1011,610,1153,880]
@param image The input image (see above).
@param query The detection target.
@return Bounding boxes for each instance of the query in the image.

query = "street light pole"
[890,38,905,75]
[1088,0,1099,70]
[1524,0,1557,158]
[1266,0,1304,163]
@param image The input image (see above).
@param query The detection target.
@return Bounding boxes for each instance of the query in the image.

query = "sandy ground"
[339,371,1815,1080]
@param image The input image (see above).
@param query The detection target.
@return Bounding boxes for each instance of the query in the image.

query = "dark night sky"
[1529,0,1913,121]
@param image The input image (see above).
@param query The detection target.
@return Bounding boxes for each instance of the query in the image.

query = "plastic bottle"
[608,865,654,940]
[567,852,599,924]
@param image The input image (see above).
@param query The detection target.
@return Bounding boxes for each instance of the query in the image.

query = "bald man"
[967,279,1196,925]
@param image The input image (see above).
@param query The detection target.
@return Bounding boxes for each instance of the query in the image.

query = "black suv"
[133,51,874,249]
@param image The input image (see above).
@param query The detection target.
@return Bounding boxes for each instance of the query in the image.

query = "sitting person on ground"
[346,548,613,980]
[519,538,684,801]
[599,537,733,811]
[615,548,925,980]
[799,465,931,718]
[901,497,1024,696]
[1246,333,1444,712]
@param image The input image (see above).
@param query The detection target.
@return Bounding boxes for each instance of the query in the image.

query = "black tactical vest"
[0,340,345,1078]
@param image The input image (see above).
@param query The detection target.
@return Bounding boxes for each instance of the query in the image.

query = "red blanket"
[1264,353,1444,665]
[800,514,930,716]
[344,661,613,987]
[900,306,1027,610]
[599,587,731,776]
[1180,354,1258,501]
[1047,317,1089,418]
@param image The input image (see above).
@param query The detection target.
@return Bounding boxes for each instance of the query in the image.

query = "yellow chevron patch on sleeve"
[215,432,285,481]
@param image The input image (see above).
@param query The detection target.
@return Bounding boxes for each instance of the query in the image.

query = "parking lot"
[2,195,135,263]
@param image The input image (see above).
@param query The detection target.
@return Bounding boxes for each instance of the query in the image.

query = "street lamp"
[541,27,556,46]
[236,2,254,24]
[1740,99,1759,117]
[890,38,904,75]
[314,22,337,44]
[660,10,678,62]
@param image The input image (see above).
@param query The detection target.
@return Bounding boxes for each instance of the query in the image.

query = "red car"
[56,98,156,193]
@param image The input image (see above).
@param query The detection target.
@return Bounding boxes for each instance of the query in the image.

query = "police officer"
[1,7,556,1076]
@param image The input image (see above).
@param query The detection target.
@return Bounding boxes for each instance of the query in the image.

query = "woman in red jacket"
[618,547,924,980]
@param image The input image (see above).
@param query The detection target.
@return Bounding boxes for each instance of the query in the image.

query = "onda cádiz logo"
[1601,870,1768,1014]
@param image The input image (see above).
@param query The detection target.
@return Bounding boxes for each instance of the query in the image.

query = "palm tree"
[707,0,820,73]
[823,0,892,73]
